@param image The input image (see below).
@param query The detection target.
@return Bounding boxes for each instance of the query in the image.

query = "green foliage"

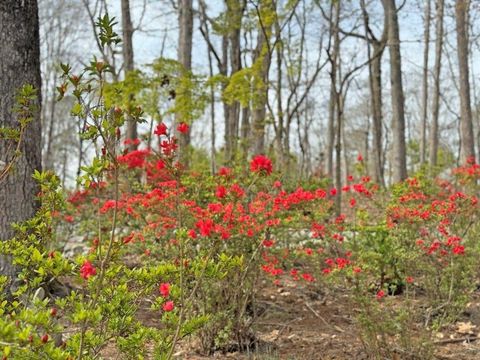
[149,58,208,125]
[0,84,39,183]
[95,14,121,47]
[223,55,268,108]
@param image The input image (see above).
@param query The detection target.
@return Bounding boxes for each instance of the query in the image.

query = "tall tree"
[455,0,475,164]
[121,0,137,150]
[176,0,194,162]
[251,2,273,156]
[360,0,387,186]
[326,1,340,178]
[383,0,407,182]
[420,0,431,165]
[224,0,244,164]
[0,0,42,285]
[429,0,444,167]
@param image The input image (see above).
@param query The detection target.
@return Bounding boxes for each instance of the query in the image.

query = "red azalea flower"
[196,219,215,237]
[163,300,174,312]
[263,239,274,247]
[80,260,97,280]
[156,159,165,170]
[64,215,74,223]
[453,245,465,255]
[215,185,227,199]
[376,290,385,300]
[177,122,189,134]
[218,167,232,176]
[302,273,315,282]
[250,155,273,175]
[159,283,170,297]
[154,122,168,136]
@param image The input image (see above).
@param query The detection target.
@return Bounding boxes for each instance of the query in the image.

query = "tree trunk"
[274,13,284,168]
[326,1,340,178]
[121,0,137,151]
[251,1,274,156]
[455,0,475,164]
[0,0,42,284]
[420,0,431,165]
[384,0,407,182]
[359,0,387,186]
[251,28,271,155]
[334,90,343,216]
[176,0,194,163]
[240,106,250,163]
[224,0,243,164]
[429,0,444,167]
[370,45,386,185]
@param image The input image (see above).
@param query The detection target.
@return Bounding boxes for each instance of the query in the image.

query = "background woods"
[37,0,480,187]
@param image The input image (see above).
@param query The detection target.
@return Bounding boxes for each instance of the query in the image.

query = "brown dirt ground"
[100,276,480,360]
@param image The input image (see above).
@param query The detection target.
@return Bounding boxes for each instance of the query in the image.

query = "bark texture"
[429,0,444,167]
[455,0,475,164]
[420,0,431,164]
[361,0,387,186]
[326,1,340,178]
[384,0,407,182]
[251,26,271,155]
[0,0,42,279]
[121,0,137,150]
[224,0,243,164]
[176,0,194,163]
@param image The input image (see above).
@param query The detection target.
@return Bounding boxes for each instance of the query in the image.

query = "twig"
[275,317,302,340]
[434,335,480,345]
[304,302,330,328]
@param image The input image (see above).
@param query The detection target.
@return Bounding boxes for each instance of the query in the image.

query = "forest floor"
[99,274,480,360]
[63,235,480,360]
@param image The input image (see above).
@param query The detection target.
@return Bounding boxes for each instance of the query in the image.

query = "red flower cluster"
[80,260,97,279]
[159,282,174,312]
[159,282,170,297]
[163,300,174,312]
[154,122,168,136]
[117,149,151,169]
[250,155,273,175]
[177,122,189,134]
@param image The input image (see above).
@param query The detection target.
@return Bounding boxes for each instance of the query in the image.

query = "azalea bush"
[0,17,332,359]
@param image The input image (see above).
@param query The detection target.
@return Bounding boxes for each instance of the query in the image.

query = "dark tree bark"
[121,0,137,151]
[455,0,475,164]
[0,0,42,281]
[429,0,444,167]
[383,0,407,182]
